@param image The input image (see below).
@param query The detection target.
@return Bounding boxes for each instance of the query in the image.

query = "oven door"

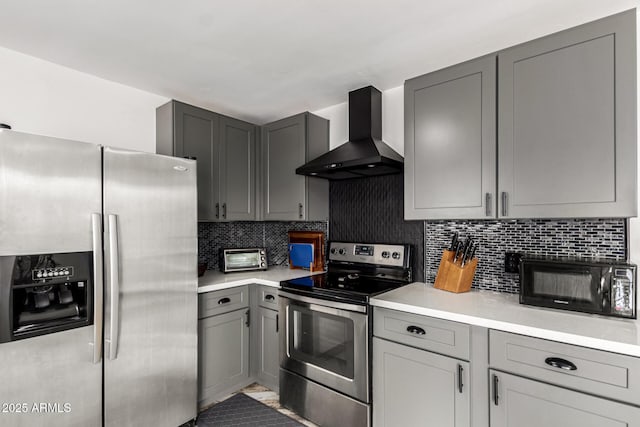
[279,291,369,403]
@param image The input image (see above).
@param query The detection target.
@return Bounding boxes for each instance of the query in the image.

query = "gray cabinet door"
[373,337,470,427]
[219,116,256,221]
[198,308,250,407]
[498,10,636,218]
[257,307,279,391]
[173,102,220,221]
[405,55,497,219]
[490,370,640,427]
[261,114,307,220]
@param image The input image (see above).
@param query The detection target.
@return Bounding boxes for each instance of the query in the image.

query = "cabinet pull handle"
[493,374,499,406]
[222,203,227,219]
[457,364,464,393]
[218,297,230,305]
[298,203,303,219]
[265,294,275,301]
[215,203,220,219]
[485,193,492,216]
[501,192,508,217]
[276,314,279,333]
[545,357,577,371]
[406,325,426,335]
[245,309,250,327]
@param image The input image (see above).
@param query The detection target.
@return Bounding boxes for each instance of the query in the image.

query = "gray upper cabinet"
[261,112,329,221]
[405,55,497,219]
[157,101,219,220]
[156,100,257,221]
[219,116,256,221]
[498,10,636,218]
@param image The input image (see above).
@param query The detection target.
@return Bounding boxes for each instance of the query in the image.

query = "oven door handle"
[278,291,367,314]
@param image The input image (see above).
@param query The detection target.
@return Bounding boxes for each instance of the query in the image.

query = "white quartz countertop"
[198,266,324,293]
[370,282,640,357]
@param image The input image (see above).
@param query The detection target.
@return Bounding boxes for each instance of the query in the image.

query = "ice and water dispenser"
[0,252,93,343]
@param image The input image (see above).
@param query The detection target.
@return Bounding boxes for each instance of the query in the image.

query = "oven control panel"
[329,242,409,268]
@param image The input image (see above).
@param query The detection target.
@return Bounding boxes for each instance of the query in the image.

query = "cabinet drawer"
[490,330,640,406]
[198,286,249,319]
[373,307,470,360]
[257,285,279,310]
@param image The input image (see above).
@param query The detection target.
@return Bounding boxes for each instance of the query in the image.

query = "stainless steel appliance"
[520,257,636,318]
[279,242,412,427]
[219,247,267,273]
[0,130,198,427]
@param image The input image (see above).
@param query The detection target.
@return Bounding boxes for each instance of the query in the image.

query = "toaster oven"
[219,248,267,273]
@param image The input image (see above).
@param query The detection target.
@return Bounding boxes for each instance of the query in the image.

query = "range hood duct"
[296,86,403,180]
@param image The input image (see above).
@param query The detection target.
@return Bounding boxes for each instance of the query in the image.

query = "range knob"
[392,252,401,260]
[381,251,390,259]
[338,248,346,255]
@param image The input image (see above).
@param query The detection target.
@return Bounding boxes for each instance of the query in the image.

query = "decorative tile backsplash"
[198,221,328,270]
[424,219,627,293]
[330,174,425,282]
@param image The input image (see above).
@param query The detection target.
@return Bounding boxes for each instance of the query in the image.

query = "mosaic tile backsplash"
[198,221,328,270]
[424,219,627,293]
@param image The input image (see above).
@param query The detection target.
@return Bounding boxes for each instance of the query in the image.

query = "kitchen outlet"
[505,252,522,273]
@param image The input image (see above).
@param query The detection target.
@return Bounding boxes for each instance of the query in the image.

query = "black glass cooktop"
[280,272,408,305]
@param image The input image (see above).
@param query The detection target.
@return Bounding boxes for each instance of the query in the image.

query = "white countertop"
[370,282,640,357]
[198,266,324,293]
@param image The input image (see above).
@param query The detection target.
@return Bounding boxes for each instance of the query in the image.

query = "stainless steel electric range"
[278,241,412,427]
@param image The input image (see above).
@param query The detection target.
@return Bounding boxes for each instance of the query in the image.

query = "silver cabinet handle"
[485,193,492,217]
[215,203,220,219]
[298,203,303,219]
[107,214,120,360]
[91,213,103,364]
[501,192,508,217]
[222,203,227,219]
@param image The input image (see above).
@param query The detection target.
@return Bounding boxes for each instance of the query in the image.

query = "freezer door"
[0,130,102,255]
[103,147,198,427]
[0,131,102,427]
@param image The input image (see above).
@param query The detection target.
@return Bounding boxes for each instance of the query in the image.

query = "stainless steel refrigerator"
[0,130,198,427]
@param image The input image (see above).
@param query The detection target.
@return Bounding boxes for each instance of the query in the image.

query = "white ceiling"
[0,0,636,124]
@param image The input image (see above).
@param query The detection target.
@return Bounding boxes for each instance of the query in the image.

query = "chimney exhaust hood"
[295,86,403,180]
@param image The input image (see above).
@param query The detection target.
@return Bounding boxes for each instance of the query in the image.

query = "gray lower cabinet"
[373,337,470,427]
[156,100,257,221]
[489,370,640,427]
[256,306,279,391]
[260,112,329,221]
[497,10,636,218]
[404,55,497,220]
[198,307,251,408]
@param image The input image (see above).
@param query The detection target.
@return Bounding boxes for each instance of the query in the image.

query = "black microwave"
[520,258,636,319]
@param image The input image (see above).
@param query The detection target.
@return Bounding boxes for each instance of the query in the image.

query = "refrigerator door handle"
[107,214,121,360]
[91,213,104,364]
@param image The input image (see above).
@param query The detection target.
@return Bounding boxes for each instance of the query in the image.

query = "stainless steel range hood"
[296,86,403,180]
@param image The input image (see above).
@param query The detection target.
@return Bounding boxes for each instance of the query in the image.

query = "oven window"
[225,252,259,269]
[288,305,355,379]
[532,271,594,302]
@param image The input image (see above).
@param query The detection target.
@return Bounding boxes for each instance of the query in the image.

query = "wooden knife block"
[434,250,478,293]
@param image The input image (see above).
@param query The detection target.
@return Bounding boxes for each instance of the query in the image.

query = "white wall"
[0,46,168,152]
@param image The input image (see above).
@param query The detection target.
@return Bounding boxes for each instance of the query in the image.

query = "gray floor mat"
[197,393,304,427]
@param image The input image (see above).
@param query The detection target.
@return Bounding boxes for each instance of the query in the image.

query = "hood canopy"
[296,86,403,180]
